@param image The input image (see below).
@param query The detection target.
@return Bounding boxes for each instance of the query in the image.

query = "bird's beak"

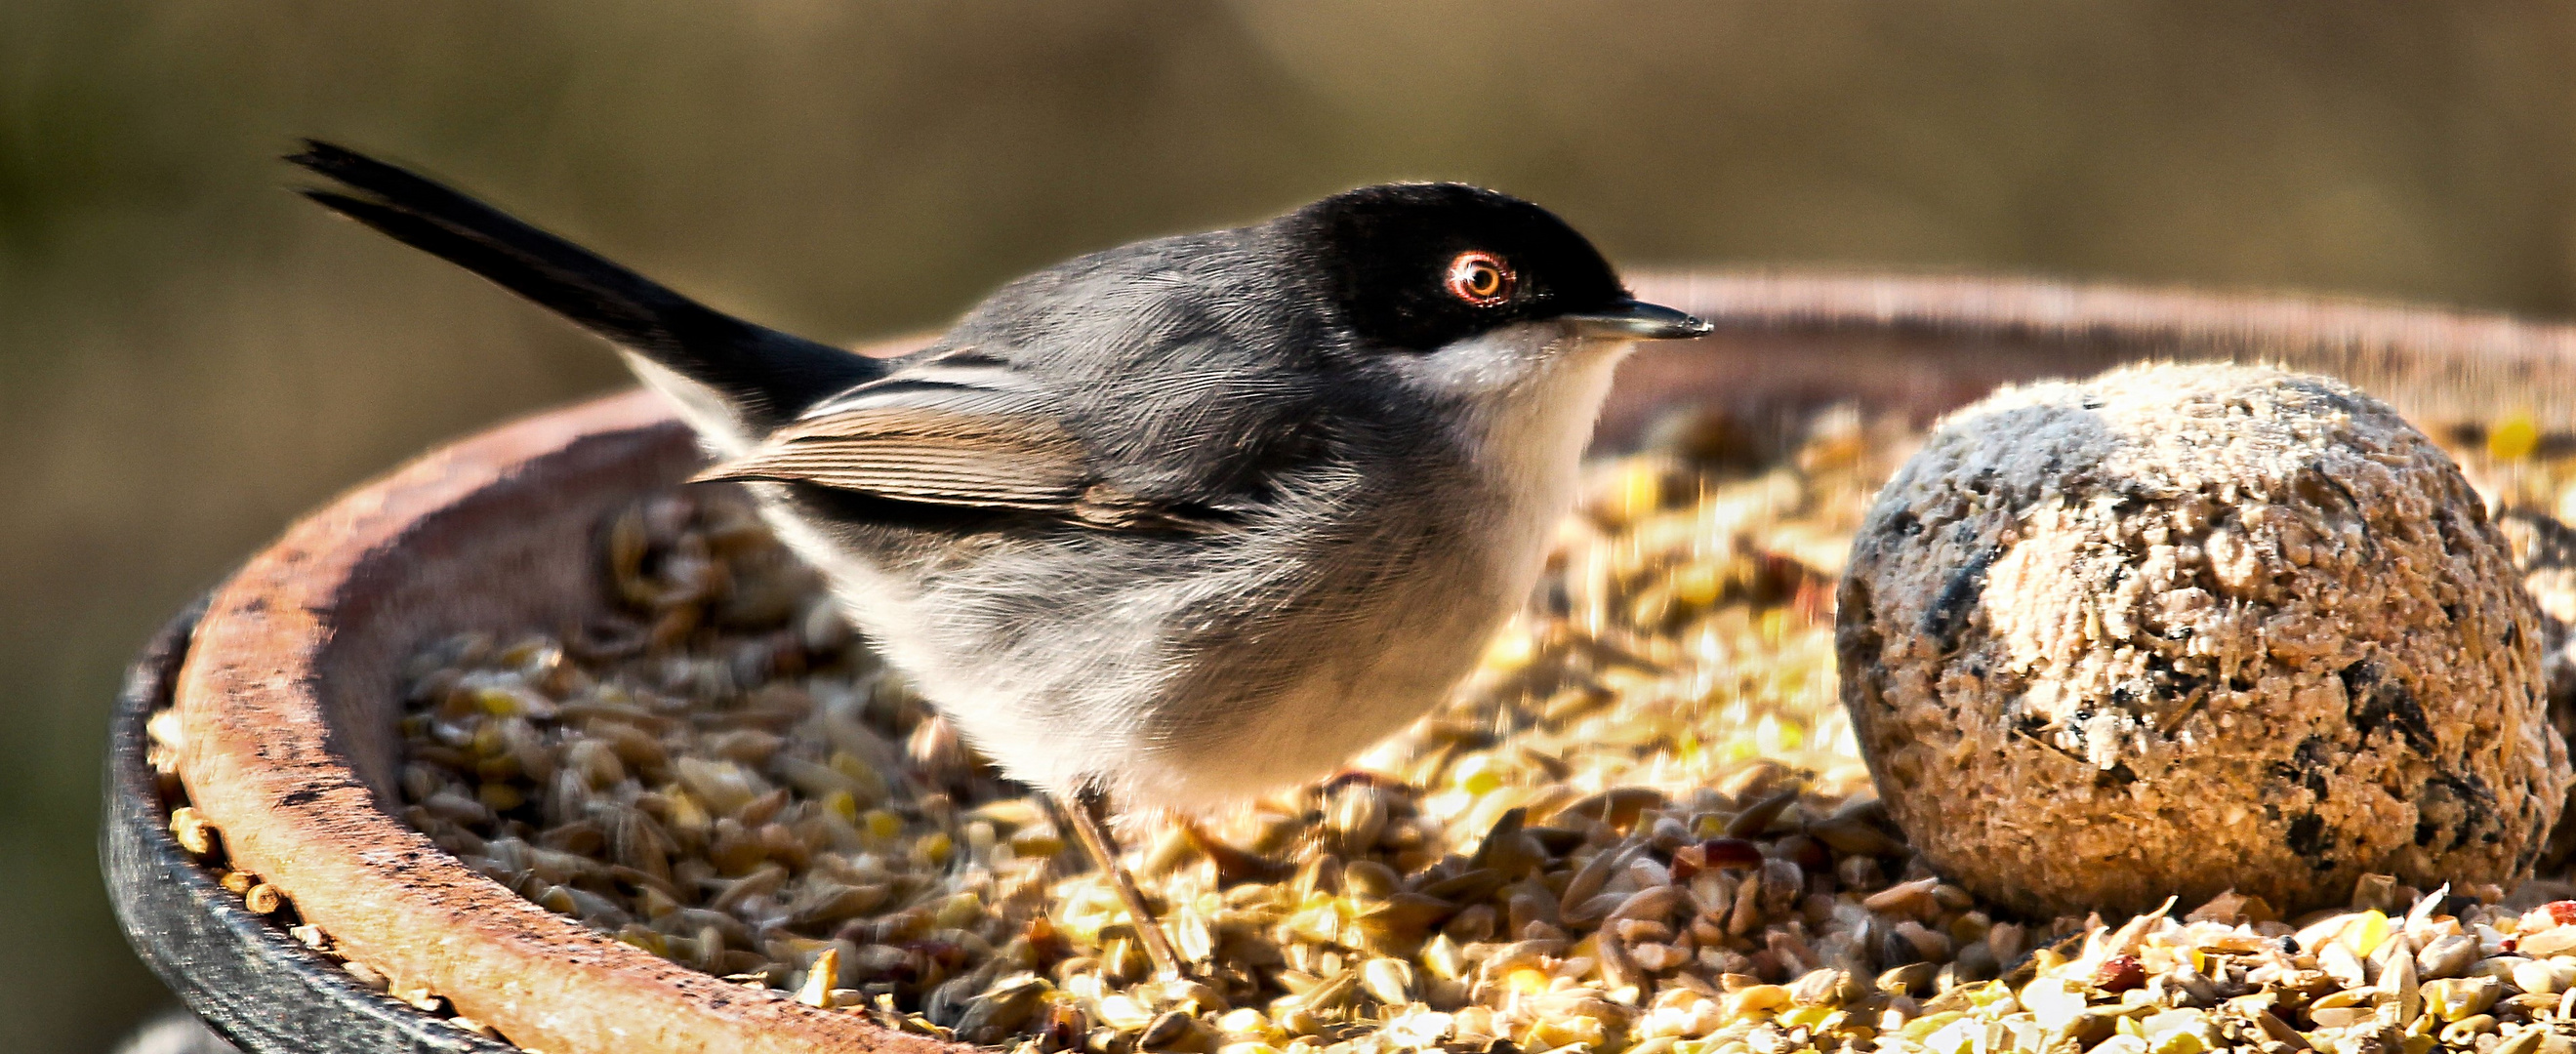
[1562,299,1713,340]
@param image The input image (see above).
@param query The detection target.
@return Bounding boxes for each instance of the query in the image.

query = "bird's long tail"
[287,140,881,446]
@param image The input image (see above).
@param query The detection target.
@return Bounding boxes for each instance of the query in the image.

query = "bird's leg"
[1051,787,1186,980]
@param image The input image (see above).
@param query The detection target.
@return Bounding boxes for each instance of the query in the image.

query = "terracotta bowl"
[107,271,2576,1054]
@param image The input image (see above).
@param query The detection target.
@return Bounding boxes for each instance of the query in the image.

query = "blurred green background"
[6,2,2575,1049]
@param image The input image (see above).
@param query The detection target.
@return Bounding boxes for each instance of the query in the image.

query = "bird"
[287,141,1711,977]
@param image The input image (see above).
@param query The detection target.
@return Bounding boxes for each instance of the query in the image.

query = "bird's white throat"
[1402,321,1635,605]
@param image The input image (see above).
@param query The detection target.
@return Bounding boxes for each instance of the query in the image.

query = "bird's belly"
[1095,485,1564,807]
[750,458,1573,811]
[1112,572,1513,807]
[900,549,1520,808]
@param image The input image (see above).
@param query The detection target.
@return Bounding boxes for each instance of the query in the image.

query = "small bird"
[289,142,1709,977]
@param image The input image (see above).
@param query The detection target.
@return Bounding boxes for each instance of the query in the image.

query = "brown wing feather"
[691,407,1094,510]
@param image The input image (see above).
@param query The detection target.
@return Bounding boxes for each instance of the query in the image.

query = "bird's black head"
[1284,182,1697,352]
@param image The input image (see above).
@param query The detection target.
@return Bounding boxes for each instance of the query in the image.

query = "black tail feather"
[287,140,880,434]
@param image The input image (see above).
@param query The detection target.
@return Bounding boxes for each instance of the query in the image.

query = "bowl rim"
[172,388,961,1053]
[146,268,2576,1054]
[1633,269,2576,364]
[106,596,521,1053]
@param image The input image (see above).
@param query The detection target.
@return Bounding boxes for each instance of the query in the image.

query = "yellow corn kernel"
[864,809,902,839]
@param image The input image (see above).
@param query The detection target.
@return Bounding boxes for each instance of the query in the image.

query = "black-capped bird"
[289,141,1708,976]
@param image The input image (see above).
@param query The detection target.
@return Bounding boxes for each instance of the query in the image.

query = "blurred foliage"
[5,2,2575,1051]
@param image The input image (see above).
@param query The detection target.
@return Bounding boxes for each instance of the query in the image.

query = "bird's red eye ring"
[1446,251,1514,306]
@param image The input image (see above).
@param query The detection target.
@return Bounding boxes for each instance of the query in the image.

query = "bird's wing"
[695,404,1089,510]
[693,357,1242,531]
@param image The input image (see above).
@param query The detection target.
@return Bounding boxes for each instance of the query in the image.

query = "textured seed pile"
[146,399,2576,1054]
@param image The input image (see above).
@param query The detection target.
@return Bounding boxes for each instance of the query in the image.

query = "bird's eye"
[1445,251,1514,306]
